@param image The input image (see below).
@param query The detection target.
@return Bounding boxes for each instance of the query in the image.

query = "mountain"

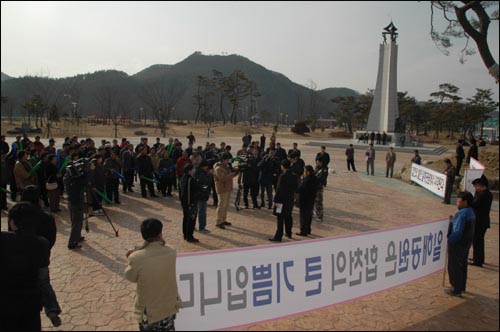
[0,53,359,122]
[1,72,14,82]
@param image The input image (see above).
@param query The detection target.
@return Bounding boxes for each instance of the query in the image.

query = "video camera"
[66,157,96,178]
[231,153,255,172]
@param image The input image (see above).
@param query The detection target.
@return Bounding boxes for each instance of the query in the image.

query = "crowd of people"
[0,132,333,244]
[0,131,494,331]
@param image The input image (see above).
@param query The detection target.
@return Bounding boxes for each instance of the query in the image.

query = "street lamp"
[140,107,145,126]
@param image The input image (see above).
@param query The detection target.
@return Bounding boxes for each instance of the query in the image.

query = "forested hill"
[1,52,359,122]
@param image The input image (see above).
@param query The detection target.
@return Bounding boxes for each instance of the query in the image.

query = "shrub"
[291,121,310,135]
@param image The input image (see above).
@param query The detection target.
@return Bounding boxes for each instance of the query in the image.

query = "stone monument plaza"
[363,21,402,144]
[309,22,445,155]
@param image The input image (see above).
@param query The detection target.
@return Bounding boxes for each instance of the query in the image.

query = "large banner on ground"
[411,163,447,198]
[175,218,449,330]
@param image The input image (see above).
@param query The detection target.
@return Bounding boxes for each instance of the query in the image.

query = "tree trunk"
[455,3,499,82]
[219,94,225,124]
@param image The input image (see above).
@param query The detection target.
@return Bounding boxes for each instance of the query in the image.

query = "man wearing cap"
[125,218,183,331]
[470,177,493,267]
[269,159,298,242]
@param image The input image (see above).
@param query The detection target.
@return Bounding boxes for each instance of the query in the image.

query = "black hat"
[49,138,56,143]
[472,176,488,187]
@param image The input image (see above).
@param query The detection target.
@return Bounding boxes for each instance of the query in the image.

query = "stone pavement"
[1,137,498,331]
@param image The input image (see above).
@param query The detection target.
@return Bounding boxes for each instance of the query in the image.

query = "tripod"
[234,172,243,211]
[83,183,119,237]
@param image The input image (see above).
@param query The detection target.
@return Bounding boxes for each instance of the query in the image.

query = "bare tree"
[138,77,186,137]
[94,86,122,138]
[224,70,251,124]
[296,91,306,121]
[430,1,499,82]
[247,80,260,126]
[307,80,320,130]
[212,70,227,124]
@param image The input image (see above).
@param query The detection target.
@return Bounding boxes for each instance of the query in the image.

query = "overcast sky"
[1,1,499,101]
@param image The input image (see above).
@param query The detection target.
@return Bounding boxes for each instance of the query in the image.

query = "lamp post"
[140,107,145,126]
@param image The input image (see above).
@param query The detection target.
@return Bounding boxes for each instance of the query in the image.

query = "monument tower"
[365,22,401,141]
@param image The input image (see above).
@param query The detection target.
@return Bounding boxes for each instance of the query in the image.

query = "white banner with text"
[175,219,449,330]
[410,163,447,198]
[464,157,485,195]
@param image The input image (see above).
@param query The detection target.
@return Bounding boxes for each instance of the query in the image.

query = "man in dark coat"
[136,147,158,198]
[180,164,200,243]
[21,186,62,327]
[269,160,298,242]
[446,192,475,297]
[296,165,318,236]
[1,202,50,331]
[103,151,122,204]
[455,140,465,176]
[242,150,260,209]
[466,139,478,164]
[443,158,456,204]
[469,177,493,267]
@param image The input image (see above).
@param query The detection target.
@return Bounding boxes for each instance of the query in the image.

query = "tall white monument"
[365,22,403,142]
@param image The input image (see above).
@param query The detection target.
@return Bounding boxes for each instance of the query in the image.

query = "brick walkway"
[2,137,498,331]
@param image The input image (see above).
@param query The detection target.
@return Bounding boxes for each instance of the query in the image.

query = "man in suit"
[443,158,456,204]
[469,177,493,267]
[269,160,298,242]
[455,139,465,176]
[365,144,376,176]
[385,147,396,178]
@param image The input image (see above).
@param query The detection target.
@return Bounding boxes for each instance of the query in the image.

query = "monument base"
[353,131,412,146]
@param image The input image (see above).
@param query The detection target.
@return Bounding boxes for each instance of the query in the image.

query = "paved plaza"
[1,137,498,331]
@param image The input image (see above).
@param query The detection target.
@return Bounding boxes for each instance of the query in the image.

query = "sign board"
[410,163,447,198]
[175,219,449,330]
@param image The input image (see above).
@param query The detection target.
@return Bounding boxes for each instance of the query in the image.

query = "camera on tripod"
[231,153,254,172]
[66,157,97,178]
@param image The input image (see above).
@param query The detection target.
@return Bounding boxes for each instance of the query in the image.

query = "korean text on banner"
[410,163,447,198]
[175,218,449,331]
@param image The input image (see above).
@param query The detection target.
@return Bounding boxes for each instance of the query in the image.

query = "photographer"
[64,160,87,249]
